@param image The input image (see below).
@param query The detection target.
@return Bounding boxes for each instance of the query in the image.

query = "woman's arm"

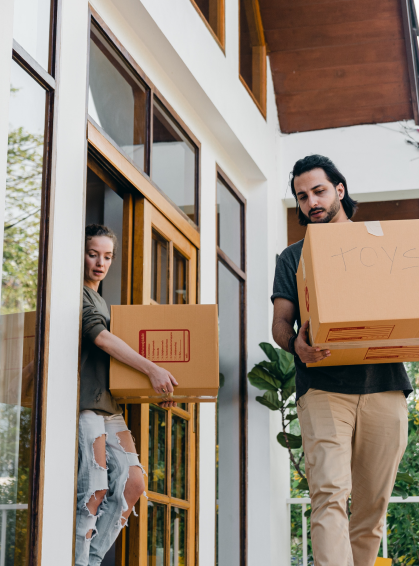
[94,329,178,395]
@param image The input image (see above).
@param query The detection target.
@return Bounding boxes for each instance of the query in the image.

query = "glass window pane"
[217,262,241,565]
[239,0,253,91]
[149,406,167,494]
[173,249,188,305]
[217,178,242,267]
[152,100,196,222]
[13,0,51,71]
[89,23,147,172]
[1,60,46,564]
[151,230,169,304]
[170,507,186,566]
[171,416,187,500]
[147,501,166,566]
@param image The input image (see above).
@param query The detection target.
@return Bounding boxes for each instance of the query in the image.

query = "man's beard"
[303,191,341,224]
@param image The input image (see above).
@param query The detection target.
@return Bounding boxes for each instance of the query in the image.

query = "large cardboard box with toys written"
[109,304,219,403]
[296,220,419,367]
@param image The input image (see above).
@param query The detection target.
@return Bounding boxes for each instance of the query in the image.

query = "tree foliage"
[2,120,43,314]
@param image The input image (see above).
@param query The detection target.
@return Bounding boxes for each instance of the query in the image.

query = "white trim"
[0,0,14,306]
[40,0,90,563]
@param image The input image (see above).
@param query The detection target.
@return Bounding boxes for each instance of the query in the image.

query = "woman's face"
[84,236,114,287]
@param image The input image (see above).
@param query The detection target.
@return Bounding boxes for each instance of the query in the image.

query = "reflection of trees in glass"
[0,405,31,566]
[2,89,44,314]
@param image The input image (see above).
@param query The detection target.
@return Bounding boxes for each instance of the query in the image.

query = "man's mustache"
[309,207,325,216]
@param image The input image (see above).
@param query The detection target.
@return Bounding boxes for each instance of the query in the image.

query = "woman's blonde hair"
[85,224,118,258]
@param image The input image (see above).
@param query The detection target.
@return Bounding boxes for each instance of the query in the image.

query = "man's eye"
[299,196,307,201]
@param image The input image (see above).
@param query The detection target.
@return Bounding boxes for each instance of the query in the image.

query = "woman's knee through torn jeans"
[75,410,146,566]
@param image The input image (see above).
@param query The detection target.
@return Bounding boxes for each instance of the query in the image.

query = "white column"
[0,0,14,266]
[40,0,89,563]
[197,143,217,566]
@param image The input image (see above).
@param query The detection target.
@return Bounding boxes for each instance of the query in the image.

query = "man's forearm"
[272,318,296,352]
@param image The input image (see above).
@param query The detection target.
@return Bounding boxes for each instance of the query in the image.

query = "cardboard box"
[110,304,219,403]
[0,311,36,407]
[296,220,419,367]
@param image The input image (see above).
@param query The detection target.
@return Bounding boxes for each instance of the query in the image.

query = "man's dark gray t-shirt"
[271,239,412,400]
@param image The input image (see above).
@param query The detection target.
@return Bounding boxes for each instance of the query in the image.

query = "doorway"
[83,154,198,566]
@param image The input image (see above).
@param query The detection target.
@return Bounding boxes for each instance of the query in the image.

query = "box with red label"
[296,220,419,366]
[109,304,219,402]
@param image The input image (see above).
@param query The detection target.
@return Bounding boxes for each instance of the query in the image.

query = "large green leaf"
[277,432,302,449]
[279,349,295,376]
[256,361,282,380]
[259,342,280,362]
[256,391,283,411]
[285,413,299,423]
[248,366,279,391]
[219,373,225,388]
[396,471,415,485]
[392,485,409,499]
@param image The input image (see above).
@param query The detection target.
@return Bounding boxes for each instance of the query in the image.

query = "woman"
[76,224,177,565]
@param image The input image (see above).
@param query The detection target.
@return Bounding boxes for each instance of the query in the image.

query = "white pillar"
[40,0,89,563]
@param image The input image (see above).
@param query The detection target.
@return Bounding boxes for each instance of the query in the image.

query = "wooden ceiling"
[259,0,415,133]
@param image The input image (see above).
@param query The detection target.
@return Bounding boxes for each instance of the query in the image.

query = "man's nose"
[307,194,318,208]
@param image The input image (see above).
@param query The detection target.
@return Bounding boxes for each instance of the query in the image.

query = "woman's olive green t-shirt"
[80,286,122,416]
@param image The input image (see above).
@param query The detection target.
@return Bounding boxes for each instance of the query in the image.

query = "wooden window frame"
[215,166,247,566]
[6,0,61,563]
[401,0,419,124]
[88,6,201,229]
[238,0,267,118]
[189,0,226,52]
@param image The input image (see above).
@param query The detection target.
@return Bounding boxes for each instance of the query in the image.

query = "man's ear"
[336,183,345,201]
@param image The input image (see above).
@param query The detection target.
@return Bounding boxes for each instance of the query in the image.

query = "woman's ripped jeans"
[75,410,146,566]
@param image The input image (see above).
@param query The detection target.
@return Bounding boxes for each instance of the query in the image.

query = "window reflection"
[151,230,169,304]
[170,507,186,566]
[152,100,197,222]
[89,23,147,172]
[0,60,46,565]
[147,501,166,566]
[173,249,188,305]
[171,416,187,500]
[217,262,241,565]
[13,0,51,71]
[149,406,167,493]
[217,178,242,268]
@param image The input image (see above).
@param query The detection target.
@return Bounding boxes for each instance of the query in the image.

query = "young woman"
[76,224,177,566]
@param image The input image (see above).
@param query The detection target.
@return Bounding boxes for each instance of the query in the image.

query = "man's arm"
[272,298,330,364]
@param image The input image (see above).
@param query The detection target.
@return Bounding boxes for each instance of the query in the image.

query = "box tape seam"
[364,221,384,237]
[314,337,419,350]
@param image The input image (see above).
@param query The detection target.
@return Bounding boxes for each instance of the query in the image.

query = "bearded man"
[271,155,411,566]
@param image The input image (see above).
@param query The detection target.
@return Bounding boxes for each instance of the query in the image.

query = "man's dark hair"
[290,154,358,226]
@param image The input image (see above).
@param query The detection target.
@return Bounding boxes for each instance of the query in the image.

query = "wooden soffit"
[259,0,415,133]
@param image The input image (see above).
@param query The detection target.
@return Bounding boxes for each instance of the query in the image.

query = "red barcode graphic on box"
[364,346,419,361]
[326,325,394,343]
[139,330,190,363]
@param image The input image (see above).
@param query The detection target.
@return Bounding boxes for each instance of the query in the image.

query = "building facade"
[1,1,419,566]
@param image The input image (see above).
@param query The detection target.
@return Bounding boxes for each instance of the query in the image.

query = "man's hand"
[295,321,331,364]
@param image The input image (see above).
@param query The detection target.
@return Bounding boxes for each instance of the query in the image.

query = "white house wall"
[0,0,291,562]
[87,2,290,566]
[281,121,419,207]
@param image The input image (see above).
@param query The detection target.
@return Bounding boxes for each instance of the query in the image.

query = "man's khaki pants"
[297,389,408,566]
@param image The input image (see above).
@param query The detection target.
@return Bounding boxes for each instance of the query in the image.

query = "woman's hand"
[94,330,179,407]
[147,364,178,407]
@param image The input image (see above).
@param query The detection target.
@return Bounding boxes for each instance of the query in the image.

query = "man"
[272,155,411,566]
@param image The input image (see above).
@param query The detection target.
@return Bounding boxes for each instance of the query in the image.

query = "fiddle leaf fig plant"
[248,343,306,484]
[248,342,416,501]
